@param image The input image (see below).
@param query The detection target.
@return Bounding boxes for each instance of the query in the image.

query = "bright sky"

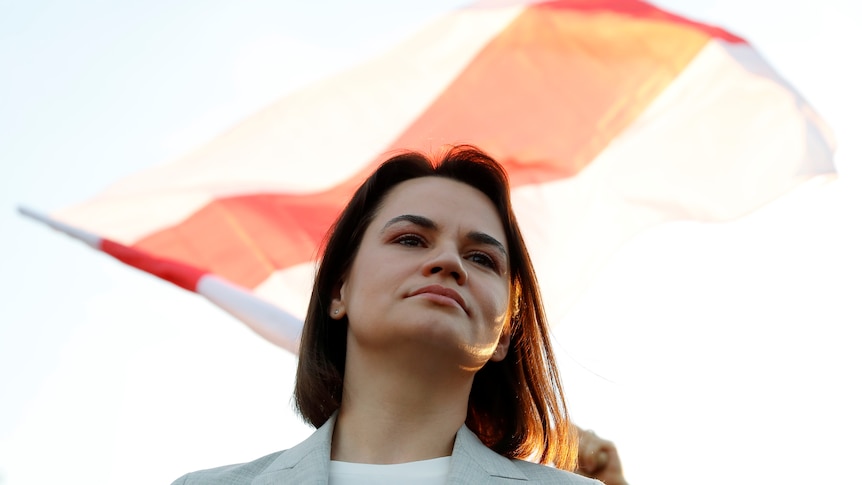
[1,1,860,484]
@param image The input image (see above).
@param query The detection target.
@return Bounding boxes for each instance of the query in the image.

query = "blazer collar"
[250,413,336,485]
[448,425,528,483]
[250,412,527,484]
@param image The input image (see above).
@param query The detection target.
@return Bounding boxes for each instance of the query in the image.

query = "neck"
[330,342,475,464]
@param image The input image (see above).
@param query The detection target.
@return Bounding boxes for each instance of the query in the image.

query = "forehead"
[374,177,506,238]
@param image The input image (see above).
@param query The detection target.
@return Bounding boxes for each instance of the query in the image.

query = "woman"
[173,145,602,484]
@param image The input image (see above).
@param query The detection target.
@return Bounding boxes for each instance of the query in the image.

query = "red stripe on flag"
[101,239,208,291]
[536,1,745,44]
[131,188,359,290]
[385,1,722,186]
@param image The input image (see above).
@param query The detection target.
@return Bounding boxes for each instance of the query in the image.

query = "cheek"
[341,266,396,314]
[484,284,512,327]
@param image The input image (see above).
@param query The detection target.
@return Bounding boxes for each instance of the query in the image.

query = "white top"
[329,456,451,485]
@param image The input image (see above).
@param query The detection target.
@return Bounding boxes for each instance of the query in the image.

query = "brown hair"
[294,145,575,470]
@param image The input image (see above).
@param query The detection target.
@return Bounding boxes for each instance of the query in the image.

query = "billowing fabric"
[23,0,835,351]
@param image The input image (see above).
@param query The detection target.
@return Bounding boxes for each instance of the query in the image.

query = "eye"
[393,234,426,247]
[465,251,499,271]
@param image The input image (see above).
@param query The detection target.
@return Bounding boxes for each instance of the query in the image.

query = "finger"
[576,429,597,472]
[580,447,608,473]
[594,449,609,469]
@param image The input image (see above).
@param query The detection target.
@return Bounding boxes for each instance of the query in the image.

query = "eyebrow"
[382,214,508,258]
[466,231,508,258]
[382,214,437,231]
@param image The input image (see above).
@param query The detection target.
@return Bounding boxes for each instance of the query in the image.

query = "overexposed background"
[2,1,860,484]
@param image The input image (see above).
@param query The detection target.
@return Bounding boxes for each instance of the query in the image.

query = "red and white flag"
[22,0,835,352]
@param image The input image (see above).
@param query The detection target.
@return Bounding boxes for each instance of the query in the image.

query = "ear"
[489,329,511,362]
[329,279,347,320]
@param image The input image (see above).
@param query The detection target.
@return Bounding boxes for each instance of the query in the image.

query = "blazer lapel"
[249,416,526,484]
[251,414,337,485]
[447,425,527,484]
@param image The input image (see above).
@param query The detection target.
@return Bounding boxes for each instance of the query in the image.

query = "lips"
[408,285,467,313]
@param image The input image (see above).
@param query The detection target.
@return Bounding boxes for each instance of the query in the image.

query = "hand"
[574,426,627,485]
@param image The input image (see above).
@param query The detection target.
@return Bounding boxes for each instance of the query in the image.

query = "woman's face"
[332,176,512,370]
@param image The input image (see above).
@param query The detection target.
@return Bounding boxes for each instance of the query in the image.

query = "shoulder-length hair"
[294,145,575,470]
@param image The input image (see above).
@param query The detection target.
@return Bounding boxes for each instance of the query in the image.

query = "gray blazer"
[172,415,600,484]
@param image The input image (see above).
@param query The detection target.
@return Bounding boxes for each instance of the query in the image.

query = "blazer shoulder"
[509,459,604,484]
[451,424,602,484]
[170,449,285,485]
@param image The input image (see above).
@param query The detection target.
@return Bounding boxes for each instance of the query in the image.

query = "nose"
[422,245,467,285]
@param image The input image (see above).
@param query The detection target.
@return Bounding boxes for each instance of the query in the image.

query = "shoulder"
[170,450,285,485]
[452,425,601,484]
[509,458,603,484]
